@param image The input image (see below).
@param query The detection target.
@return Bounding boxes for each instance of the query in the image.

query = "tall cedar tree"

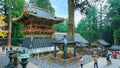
[4,0,25,46]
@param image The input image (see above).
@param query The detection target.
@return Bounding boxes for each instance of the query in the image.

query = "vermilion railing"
[21,27,55,34]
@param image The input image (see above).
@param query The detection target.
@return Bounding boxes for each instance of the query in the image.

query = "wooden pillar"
[62,45,64,52]
[38,53,40,59]
[54,45,57,57]
[74,44,76,57]
[64,44,67,59]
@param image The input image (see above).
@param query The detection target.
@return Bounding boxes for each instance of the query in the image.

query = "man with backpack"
[106,54,111,65]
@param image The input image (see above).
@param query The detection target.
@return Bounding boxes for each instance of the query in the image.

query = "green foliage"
[54,19,68,32]
[102,25,114,44]
[113,29,120,39]
[3,0,25,46]
[75,0,120,44]
[11,23,25,46]
[77,6,99,42]
[4,0,25,20]
[111,16,120,43]
[11,0,25,46]
[29,0,55,15]
[77,18,89,40]
[11,0,25,17]
[108,0,120,16]
[111,16,120,30]
[74,0,90,14]
[107,0,120,44]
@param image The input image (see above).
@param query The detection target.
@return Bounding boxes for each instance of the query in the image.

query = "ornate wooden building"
[13,5,64,54]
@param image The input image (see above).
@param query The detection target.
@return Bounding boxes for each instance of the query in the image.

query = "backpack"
[106,55,110,60]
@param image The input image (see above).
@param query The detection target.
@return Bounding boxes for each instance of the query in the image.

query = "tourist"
[10,46,13,50]
[113,52,117,59]
[106,54,110,65]
[94,55,98,68]
[93,51,97,55]
[109,54,112,64]
[79,56,84,68]
[118,51,120,59]
[2,46,5,52]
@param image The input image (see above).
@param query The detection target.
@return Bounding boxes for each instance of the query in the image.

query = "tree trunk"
[68,0,74,40]
[114,38,117,45]
[8,14,12,46]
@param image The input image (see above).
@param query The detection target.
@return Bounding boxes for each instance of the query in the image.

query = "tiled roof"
[13,5,64,24]
[109,45,120,50]
[97,39,110,46]
[53,38,77,45]
[26,6,63,21]
[74,34,89,44]
[53,33,89,47]
[53,33,89,43]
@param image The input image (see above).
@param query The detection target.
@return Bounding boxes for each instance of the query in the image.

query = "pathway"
[83,58,120,68]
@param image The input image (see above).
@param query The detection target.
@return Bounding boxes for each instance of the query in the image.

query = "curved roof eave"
[13,5,64,24]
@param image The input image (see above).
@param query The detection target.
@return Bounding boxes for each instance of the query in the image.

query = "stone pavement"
[27,62,38,68]
[83,58,120,68]
[0,46,120,68]
[0,53,9,68]
[30,56,120,68]
[17,62,38,68]
[29,55,93,68]
[0,52,120,68]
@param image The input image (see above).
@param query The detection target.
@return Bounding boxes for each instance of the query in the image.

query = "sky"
[50,0,82,27]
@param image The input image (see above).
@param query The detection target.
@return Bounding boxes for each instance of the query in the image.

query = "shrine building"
[13,5,64,54]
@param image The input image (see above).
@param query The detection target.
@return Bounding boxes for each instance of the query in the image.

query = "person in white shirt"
[79,56,84,68]
[94,55,98,68]
[109,54,112,64]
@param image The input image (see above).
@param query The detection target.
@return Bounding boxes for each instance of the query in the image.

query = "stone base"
[48,54,80,66]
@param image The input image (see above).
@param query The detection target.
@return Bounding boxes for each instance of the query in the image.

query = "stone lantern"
[6,50,14,68]
[18,53,30,68]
